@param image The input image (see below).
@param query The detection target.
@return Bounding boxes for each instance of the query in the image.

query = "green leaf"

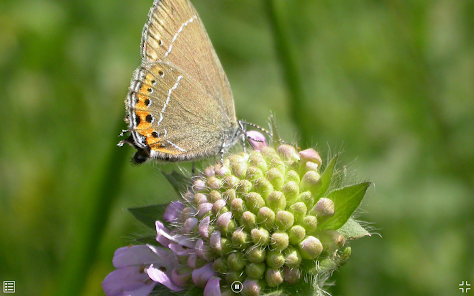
[128,204,169,229]
[318,182,370,230]
[337,218,371,240]
[315,154,339,198]
[162,170,189,196]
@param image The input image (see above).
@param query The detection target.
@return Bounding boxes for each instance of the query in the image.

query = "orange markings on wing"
[135,110,152,129]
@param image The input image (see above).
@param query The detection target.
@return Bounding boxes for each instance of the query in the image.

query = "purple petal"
[155,221,171,247]
[169,243,194,257]
[216,212,232,230]
[171,268,192,287]
[246,131,268,151]
[192,263,216,288]
[112,245,160,268]
[203,276,222,296]
[197,203,213,218]
[187,253,197,269]
[146,245,179,267]
[102,266,155,296]
[210,231,221,252]
[163,201,184,222]
[199,216,211,238]
[194,239,210,261]
[183,217,198,234]
[147,264,185,291]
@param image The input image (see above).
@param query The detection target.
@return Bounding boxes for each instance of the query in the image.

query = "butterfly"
[119,0,243,164]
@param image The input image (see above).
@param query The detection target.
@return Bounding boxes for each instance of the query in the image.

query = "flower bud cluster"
[164,144,351,295]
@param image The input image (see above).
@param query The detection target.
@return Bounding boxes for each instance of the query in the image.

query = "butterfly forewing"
[141,0,236,121]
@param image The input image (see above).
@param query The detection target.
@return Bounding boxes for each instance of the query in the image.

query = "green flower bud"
[222,175,239,189]
[288,225,306,245]
[236,179,253,194]
[266,268,284,287]
[253,177,273,199]
[206,176,221,190]
[245,262,266,279]
[271,231,289,251]
[319,230,346,255]
[193,193,207,205]
[223,189,236,202]
[257,207,275,228]
[245,192,265,213]
[193,179,206,192]
[288,202,307,224]
[208,190,222,203]
[249,152,267,172]
[267,191,286,212]
[269,158,286,174]
[300,171,321,193]
[240,211,257,229]
[214,163,230,176]
[241,280,264,296]
[220,237,233,255]
[277,144,300,162]
[266,249,285,268]
[251,227,270,246]
[227,252,246,271]
[247,246,266,263]
[213,257,227,274]
[282,181,299,205]
[299,191,314,209]
[284,246,302,268]
[246,166,263,181]
[230,156,247,178]
[311,197,335,217]
[298,236,323,260]
[230,198,245,218]
[285,170,300,184]
[275,211,294,230]
[267,168,284,190]
[302,215,318,233]
[232,229,249,249]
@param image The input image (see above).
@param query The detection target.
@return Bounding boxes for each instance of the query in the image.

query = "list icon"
[3,281,15,293]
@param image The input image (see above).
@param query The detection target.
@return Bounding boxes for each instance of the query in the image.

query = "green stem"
[264,0,310,146]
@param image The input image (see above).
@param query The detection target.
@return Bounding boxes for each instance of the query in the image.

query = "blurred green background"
[1,0,473,295]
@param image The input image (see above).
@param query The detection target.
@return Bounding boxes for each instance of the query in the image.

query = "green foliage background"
[1,0,473,295]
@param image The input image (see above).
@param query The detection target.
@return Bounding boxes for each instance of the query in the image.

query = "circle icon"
[231,281,243,293]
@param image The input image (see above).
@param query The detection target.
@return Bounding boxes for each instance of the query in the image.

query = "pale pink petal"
[210,231,221,252]
[102,266,155,296]
[199,216,211,238]
[246,131,268,151]
[192,263,216,288]
[155,221,171,247]
[203,276,222,296]
[147,264,185,291]
[183,217,199,234]
[163,201,184,222]
[216,212,232,230]
[197,203,213,218]
[194,239,211,261]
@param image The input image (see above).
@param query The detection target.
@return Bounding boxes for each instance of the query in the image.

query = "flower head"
[104,131,371,295]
